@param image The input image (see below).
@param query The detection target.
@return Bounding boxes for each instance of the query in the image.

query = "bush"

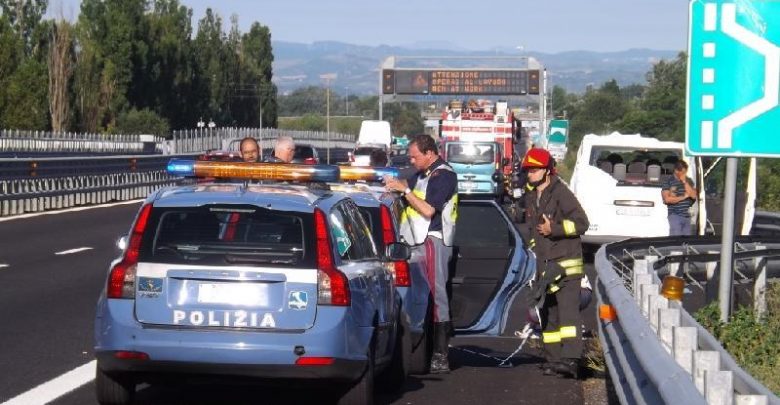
[694,282,780,395]
[114,108,170,137]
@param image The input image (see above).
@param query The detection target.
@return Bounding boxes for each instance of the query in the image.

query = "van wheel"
[338,339,375,405]
[378,320,410,392]
[95,367,135,405]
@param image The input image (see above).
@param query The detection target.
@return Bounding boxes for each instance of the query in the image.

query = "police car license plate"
[197,283,269,306]
[512,188,523,198]
[461,181,476,190]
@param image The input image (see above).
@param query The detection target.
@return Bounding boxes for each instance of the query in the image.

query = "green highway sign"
[686,0,780,157]
[548,120,568,144]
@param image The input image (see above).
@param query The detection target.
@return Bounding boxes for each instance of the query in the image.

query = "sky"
[49,0,690,53]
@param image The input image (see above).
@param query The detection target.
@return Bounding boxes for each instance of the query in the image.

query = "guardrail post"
[649,294,669,331]
[704,370,734,405]
[752,246,767,319]
[641,282,659,317]
[673,326,697,374]
[669,250,683,276]
[693,351,721,393]
[658,308,681,353]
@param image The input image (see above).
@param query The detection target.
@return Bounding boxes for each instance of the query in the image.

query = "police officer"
[384,134,458,374]
[521,148,589,379]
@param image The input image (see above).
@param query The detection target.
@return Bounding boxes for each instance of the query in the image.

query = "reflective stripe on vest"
[400,164,458,246]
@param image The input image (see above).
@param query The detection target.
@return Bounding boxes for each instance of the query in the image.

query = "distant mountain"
[272,40,681,96]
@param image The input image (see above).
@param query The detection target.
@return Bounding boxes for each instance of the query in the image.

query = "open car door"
[449,200,535,336]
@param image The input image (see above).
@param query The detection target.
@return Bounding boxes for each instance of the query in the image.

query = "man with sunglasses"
[521,148,589,379]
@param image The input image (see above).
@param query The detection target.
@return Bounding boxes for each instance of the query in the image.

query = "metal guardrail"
[596,238,780,405]
[0,130,164,155]
[0,155,195,217]
[171,127,356,155]
[753,211,780,237]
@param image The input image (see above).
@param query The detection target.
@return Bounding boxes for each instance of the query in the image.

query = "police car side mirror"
[116,236,128,251]
[385,242,411,261]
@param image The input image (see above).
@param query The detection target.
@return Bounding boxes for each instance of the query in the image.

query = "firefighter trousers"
[540,277,583,361]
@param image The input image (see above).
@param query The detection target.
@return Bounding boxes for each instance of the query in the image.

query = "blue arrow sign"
[686,0,780,157]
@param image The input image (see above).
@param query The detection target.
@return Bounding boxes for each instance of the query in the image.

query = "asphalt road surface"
[0,202,600,405]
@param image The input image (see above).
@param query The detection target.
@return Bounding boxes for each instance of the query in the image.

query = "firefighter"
[521,148,589,379]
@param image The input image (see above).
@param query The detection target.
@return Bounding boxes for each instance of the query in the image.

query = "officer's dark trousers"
[540,278,583,361]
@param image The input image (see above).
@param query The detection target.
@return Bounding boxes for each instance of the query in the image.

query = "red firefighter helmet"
[521,148,553,170]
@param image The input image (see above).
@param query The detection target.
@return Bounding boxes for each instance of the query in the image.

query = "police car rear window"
[139,206,314,268]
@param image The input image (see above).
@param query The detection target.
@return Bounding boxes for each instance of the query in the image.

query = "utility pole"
[320,73,338,164]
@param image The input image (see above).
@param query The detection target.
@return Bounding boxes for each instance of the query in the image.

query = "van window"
[589,147,683,186]
[139,206,314,268]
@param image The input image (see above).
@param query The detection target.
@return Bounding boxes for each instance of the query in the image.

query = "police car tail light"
[314,208,350,306]
[380,205,410,287]
[339,166,399,182]
[107,204,152,299]
[166,159,340,182]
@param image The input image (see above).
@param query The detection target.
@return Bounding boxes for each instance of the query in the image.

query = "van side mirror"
[385,242,411,261]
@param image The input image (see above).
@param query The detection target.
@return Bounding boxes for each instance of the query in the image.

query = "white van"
[570,132,756,245]
[350,120,392,166]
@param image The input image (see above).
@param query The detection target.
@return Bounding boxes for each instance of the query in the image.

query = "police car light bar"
[338,166,399,182]
[166,159,340,182]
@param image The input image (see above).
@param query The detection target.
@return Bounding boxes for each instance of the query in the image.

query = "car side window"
[331,202,376,261]
[328,206,356,260]
[343,201,378,259]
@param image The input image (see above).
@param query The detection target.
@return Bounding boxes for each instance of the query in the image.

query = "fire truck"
[439,100,517,198]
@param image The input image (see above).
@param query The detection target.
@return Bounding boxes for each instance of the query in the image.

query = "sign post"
[687,0,780,322]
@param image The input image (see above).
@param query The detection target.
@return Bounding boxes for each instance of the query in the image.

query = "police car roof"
[327,183,394,208]
[151,183,344,212]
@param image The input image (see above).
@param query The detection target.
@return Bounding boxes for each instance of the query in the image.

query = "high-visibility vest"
[400,164,458,246]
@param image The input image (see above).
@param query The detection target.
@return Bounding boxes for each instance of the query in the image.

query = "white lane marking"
[0,199,143,223]
[55,247,94,256]
[0,360,95,405]
[0,264,8,269]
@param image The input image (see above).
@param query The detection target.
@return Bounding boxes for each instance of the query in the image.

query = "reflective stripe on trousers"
[422,236,453,322]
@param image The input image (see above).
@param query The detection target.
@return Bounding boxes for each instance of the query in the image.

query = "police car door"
[330,201,394,354]
[450,200,535,335]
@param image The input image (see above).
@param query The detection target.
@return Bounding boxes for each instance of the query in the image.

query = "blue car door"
[450,200,535,336]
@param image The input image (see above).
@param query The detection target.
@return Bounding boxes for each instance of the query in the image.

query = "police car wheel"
[378,318,410,392]
[337,338,375,405]
[409,306,433,375]
[95,367,135,405]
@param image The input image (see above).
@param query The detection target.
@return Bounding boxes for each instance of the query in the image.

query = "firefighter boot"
[430,322,451,374]
[553,358,581,379]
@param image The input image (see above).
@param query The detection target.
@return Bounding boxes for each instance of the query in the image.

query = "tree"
[2,58,49,129]
[48,19,73,132]
[115,108,169,136]
[638,52,687,141]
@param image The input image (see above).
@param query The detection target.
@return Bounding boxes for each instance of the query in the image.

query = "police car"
[332,167,537,373]
[94,161,408,405]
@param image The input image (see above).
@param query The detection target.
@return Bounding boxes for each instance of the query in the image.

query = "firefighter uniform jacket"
[524,176,589,274]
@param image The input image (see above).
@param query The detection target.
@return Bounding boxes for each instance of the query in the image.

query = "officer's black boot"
[553,358,581,379]
[430,322,451,374]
